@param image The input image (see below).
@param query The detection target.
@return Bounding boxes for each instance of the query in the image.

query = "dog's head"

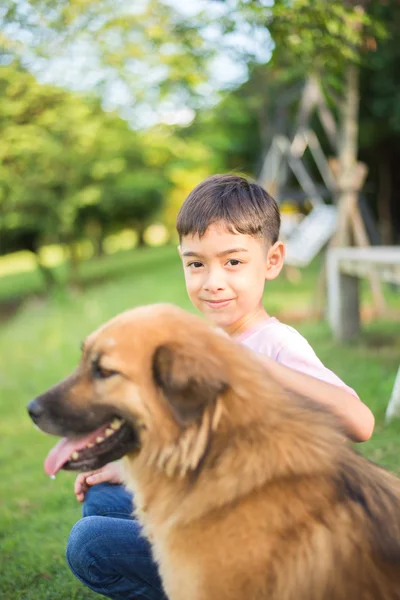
[28,304,229,477]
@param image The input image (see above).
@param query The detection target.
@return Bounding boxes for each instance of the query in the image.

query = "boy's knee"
[67,516,166,600]
[66,517,96,579]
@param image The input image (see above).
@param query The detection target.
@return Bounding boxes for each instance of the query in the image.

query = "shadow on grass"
[0,246,179,323]
[0,296,25,322]
[360,330,399,349]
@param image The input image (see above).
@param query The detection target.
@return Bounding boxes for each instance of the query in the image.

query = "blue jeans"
[66,482,168,600]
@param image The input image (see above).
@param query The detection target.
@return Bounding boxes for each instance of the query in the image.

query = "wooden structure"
[326,246,400,341]
[258,75,386,313]
[259,76,338,206]
[326,245,400,422]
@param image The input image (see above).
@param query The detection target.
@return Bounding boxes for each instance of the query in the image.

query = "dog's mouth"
[44,417,140,476]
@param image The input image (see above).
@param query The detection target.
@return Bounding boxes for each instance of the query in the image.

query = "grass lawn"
[1,245,400,599]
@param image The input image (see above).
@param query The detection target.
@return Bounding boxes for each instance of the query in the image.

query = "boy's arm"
[259,355,375,443]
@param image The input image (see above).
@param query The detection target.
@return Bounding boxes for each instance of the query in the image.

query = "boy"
[67,174,374,600]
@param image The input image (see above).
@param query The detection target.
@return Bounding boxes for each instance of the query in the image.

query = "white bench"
[326,246,400,422]
[327,246,400,341]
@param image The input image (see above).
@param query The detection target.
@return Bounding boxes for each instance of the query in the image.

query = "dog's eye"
[93,363,117,379]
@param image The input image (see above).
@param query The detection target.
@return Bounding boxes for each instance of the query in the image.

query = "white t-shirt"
[236,317,358,398]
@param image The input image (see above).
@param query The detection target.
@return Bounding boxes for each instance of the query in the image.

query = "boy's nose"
[204,272,225,293]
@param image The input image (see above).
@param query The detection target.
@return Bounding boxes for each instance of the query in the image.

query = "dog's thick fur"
[31,304,400,600]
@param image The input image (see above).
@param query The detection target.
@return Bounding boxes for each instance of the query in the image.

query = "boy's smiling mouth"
[203,298,235,309]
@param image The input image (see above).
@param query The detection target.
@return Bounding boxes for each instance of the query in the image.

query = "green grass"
[1,245,400,599]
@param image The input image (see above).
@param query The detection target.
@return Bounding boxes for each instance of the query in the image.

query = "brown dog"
[28,304,400,600]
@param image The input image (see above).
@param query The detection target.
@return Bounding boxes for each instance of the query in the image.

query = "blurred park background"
[1,1,400,598]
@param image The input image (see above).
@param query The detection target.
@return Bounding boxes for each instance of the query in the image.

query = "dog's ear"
[152,343,228,426]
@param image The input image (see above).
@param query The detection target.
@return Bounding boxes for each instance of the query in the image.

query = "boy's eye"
[188,261,204,268]
[227,259,241,266]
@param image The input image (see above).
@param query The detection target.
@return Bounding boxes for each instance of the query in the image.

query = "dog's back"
[324,450,400,600]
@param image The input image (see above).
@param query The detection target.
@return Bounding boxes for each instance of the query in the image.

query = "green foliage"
[212,0,386,75]
[359,0,400,145]
[1,0,213,114]
[181,59,307,176]
[0,63,168,262]
[270,0,382,70]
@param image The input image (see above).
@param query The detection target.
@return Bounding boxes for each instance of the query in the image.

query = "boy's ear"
[177,245,182,258]
[265,241,285,281]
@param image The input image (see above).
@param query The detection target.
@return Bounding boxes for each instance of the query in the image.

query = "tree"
[0,0,214,126]
[2,0,395,255]
[359,0,400,244]
[0,63,167,286]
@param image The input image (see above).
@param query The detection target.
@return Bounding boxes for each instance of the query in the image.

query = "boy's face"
[179,221,284,335]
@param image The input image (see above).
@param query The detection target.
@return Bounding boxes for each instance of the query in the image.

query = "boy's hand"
[74,462,123,503]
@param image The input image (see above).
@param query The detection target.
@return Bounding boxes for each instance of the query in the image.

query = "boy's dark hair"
[176,174,280,245]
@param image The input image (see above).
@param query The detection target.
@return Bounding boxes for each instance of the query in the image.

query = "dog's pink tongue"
[44,438,85,476]
[44,424,108,476]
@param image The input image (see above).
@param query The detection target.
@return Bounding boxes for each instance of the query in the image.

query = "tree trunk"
[87,220,106,258]
[32,242,57,293]
[34,254,57,293]
[136,225,146,248]
[335,63,385,313]
[336,63,360,247]
[68,241,81,288]
[93,232,106,258]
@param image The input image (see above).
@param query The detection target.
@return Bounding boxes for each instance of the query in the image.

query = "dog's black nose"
[27,399,44,424]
